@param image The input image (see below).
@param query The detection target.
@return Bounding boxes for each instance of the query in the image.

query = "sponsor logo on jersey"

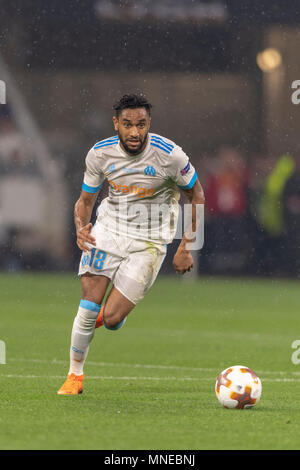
[144,165,156,176]
[180,162,190,175]
[108,179,155,198]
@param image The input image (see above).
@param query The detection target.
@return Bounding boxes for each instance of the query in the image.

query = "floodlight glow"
[256,48,282,72]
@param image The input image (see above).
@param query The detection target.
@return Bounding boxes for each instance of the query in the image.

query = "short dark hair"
[113,93,152,118]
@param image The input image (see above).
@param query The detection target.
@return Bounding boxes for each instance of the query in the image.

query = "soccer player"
[57,94,205,395]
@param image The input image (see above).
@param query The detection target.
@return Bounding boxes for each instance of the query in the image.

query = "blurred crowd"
[0,108,47,272]
[1,109,300,278]
[198,145,300,277]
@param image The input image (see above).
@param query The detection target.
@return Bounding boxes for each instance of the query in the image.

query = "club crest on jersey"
[180,162,190,176]
[144,165,156,176]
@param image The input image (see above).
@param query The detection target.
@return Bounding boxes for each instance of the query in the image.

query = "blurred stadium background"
[1,0,300,279]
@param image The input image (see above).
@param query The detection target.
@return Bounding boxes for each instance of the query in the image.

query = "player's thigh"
[113,241,167,305]
[81,273,111,304]
[103,286,135,325]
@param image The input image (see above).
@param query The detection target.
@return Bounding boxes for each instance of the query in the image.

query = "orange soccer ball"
[215,365,262,409]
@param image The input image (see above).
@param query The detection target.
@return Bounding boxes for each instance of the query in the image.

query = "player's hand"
[76,223,96,251]
[173,247,194,275]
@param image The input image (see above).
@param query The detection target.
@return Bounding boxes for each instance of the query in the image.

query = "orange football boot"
[95,306,104,329]
[57,373,84,395]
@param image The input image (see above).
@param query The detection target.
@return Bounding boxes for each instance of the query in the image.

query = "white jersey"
[82,133,197,244]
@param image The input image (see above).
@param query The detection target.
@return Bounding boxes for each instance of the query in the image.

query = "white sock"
[68,299,101,376]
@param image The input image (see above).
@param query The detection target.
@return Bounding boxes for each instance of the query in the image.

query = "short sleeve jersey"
[82,133,197,244]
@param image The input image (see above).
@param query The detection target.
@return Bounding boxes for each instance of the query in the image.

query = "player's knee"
[80,288,100,306]
[103,309,124,329]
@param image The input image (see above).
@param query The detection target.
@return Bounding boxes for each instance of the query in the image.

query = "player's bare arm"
[74,190,98,251]
[173,179,205,275]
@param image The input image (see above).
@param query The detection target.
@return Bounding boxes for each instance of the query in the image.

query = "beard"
[118,133,148,156]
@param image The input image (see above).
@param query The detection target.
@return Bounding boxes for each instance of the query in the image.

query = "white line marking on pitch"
[8,357,300,377]
[0,373,300,383]
[0,374,204,381]
[8,358,217,372]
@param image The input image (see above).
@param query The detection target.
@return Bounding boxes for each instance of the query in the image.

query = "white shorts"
[78,223,167,305]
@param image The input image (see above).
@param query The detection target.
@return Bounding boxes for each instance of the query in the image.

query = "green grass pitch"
[1,272,300,450]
